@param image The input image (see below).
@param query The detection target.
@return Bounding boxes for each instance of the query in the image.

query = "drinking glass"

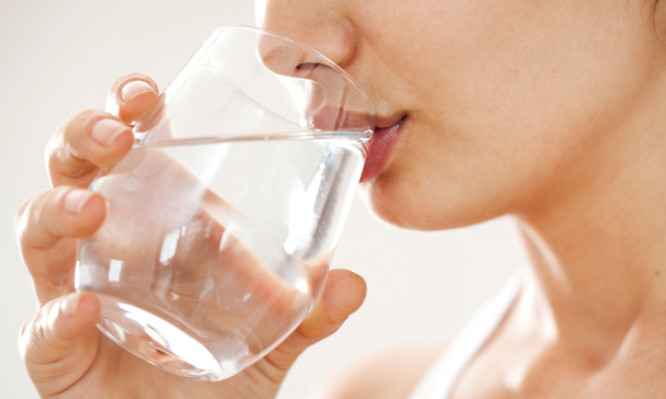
[75,26,375,381]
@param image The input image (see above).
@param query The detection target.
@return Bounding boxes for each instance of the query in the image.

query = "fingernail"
[92,119,128,145]
[60,294,80,317]
[64,189,93,215]
[120,80,154,103]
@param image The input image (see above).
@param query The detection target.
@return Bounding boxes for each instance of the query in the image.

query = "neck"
[512,73,666,365]
[515,212,666,362]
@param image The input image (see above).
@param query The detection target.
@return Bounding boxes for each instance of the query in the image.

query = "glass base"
[96,293,230,381]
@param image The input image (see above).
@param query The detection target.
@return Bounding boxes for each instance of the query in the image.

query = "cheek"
[359,126,580,231]
[358,138,515,230]
[360,60,655,231]
[356,120,509,230]
[355,1,660,230]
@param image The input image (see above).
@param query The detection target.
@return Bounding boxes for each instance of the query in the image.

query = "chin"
[358,173,502,231]
[357,175,445,231]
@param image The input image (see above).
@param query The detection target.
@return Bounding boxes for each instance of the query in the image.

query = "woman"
[16,0,666,397]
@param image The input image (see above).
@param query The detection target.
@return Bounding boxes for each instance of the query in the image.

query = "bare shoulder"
[316,340,448,399]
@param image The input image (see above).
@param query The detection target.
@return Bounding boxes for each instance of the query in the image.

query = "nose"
[253,1,375,134]
[256,0,356,70]
[254,28,374,134]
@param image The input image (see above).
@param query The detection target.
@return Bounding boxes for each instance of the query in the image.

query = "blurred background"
[0,1,522,397]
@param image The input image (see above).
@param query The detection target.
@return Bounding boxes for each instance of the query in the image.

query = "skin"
[261,0,666,397]
[15,0,666,398]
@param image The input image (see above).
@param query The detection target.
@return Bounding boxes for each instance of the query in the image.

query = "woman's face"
[257,1,666,230]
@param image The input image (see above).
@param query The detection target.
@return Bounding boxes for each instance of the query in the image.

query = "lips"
[306,104,406,182]
[360,115,406,182]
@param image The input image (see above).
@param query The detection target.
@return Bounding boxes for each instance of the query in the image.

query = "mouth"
[305,104,407,182]
[360,114,407,182]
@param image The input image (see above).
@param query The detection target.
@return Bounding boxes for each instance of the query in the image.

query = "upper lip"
[306,104,406,134]
[374,114,406,131]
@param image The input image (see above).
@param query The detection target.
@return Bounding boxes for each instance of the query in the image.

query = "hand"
[15,74,366,399]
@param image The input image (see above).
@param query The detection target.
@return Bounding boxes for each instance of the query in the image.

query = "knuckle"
[51,109,103,156]
[15,197,33,238]
[53,109,100,142]
[17,314,39,359]
[47,109,108,186]
[31,301,56,346]
[15,187,69,253]
[14,194,44,251]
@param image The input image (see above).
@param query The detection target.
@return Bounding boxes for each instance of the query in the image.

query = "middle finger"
[46,110,134,188]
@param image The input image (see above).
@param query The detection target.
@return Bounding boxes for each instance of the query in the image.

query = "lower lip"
[359,117,405,182]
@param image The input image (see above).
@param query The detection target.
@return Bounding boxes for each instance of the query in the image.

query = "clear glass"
[75,26,375,381]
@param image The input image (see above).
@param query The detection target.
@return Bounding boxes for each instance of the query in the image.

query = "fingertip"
[91,118,131,146]
[333,268,367,295]
[61,188,107,236]
[108,74,159,124]
[60,292,99,318]
[71,291,101,322]
[297,269,367,340]
[265,269,368,370]
[324,269,367,317]
[19,187,107,256]
[111,123,136,153]
[53,292,100,342]
[87,117,135,170]
[118,85,159,123]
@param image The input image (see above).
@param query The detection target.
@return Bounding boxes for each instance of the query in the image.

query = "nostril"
[257,34,340,84]
[295,62,319,71]
[293,62,335,81]
[257,34,311,77]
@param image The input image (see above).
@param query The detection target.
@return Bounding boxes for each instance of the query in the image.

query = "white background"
[0,1,522,397]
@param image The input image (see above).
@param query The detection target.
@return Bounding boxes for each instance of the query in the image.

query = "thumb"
[297,269,367,341]
[264,268,367,373]
[20,292,101,395]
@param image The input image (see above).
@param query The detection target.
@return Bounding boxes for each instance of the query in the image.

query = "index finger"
[46,74,160,189]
